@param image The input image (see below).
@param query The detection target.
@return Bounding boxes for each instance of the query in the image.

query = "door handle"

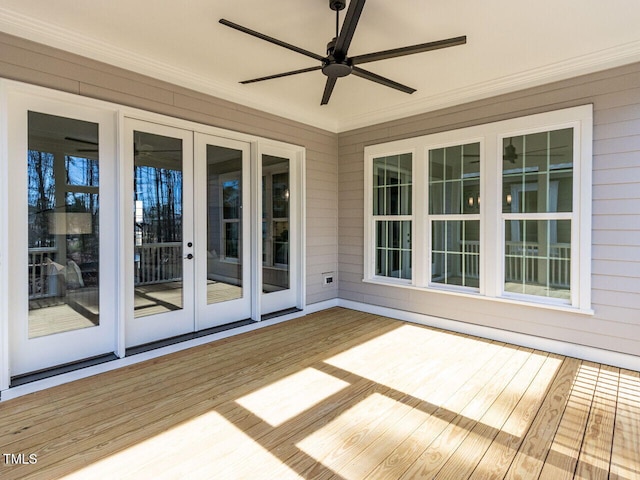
[185,253,194,260]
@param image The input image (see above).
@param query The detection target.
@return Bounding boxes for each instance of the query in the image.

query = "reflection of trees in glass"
[28,148,101,292]
[134,166,183,243]
[66,156,99,186]
[27,150,55,248]
[223,180,240,219]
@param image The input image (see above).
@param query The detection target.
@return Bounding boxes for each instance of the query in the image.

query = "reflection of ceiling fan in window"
[220,0,467,105]
[65,137,181,158]
[468,138,568,164]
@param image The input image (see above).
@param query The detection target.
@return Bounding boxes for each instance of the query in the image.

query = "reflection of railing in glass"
[504,242,570,288]
[442,241,571,289]
[458,241,570,290]
[464,242,480,279]
[464,242,571,288]
[28,248,59,299]
[134,242,182,285]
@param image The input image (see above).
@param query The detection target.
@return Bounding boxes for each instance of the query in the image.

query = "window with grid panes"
[372,153,412,280]
[364,105,592,312]
[428,142,481,289]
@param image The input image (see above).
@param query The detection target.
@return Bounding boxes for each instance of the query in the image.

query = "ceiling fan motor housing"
[322,59,352,77]
[322,37,353,77]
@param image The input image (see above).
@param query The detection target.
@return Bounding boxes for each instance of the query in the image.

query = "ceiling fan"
[467,138,569,164]
[219,0,467,105]
[65,137,181,157]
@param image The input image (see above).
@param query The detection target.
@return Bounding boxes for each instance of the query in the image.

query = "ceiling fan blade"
[351,35,467,65]
[524,145,570,154]
[240,66,322,84]
[334,0,366,55]
[321,76,338,105]
[219,19,324,62]
[352,67,415,94]
[136,149,182,154]
[65,136,98,145]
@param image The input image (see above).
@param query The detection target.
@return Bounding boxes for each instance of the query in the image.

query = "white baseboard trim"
[3,296,638,400]
[305,298,340,314]
[338,299,640,372]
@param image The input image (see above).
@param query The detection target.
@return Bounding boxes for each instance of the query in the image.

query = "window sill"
[219,258,240,265]
[362,278,594,316]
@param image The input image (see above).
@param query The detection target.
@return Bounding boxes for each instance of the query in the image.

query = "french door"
[5,98,302,377]
[125,121,255,347]
[195,134,252,328]
[260,146,300,315]
[8,95,118,376]
[124,119,196,347]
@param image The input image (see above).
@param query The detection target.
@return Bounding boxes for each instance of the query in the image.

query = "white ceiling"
[1,1,640,132]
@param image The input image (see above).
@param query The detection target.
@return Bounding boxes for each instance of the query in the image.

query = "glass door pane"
[27,112,100,338]
[195,133,251,329]
[206,145,244,304]
[133,131,184,318]
[262,155,290,294]
[125,119,194,348]
[10,98,116,377]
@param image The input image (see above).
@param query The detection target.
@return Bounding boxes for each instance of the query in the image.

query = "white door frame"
[5,88,119,377]
[123,118,195,348]
[194,133,252,328]
[257,142,306,316]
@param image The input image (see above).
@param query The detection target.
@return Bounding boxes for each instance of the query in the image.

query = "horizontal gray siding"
[1,30,637,356]
[338,61,640,356]
[0,31,338,305]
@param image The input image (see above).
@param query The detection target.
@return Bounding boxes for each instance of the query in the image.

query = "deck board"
[574,364,618,480]
[538,361,599,480]
[610,369,640,480]
[0,307,639,480]
[434,349,549,480]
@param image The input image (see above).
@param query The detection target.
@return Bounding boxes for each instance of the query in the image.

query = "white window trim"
[425,137,484,294]
[364,105,593,314]
[364,147,416,285]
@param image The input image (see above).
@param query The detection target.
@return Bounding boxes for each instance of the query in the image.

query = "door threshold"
[10,353,119,388]
[125,318,256,356]
[261,307,302,321]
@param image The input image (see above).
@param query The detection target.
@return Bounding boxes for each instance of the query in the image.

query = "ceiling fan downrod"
[323,0,352,78]
[330,0,345,38]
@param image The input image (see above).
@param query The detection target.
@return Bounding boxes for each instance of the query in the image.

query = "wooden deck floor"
[1,307,639,479]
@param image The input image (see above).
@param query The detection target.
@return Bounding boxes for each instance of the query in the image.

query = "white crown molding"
[1,7,640,134]
[337,38,640,132]
[0,7,339,132]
